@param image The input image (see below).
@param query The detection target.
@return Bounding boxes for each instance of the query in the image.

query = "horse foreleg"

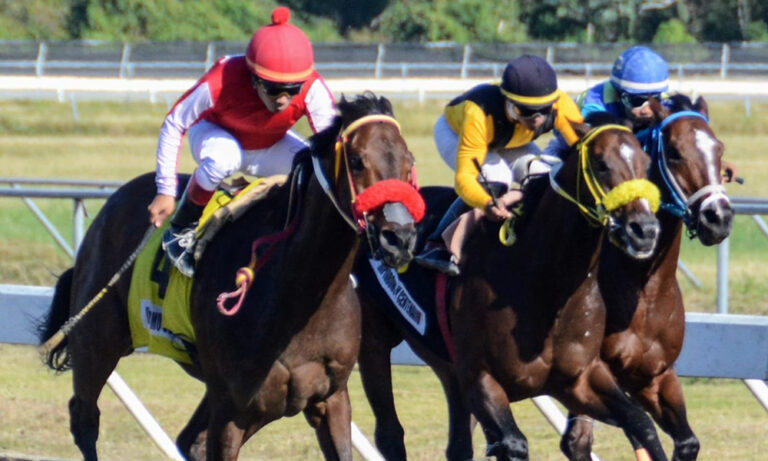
[634,369,699,461]
[436,370,475,461]
[206,398,244,461]
[562,363,668,461]
[177,393,210,461]
[464,370,528,461]
[358,302,407,460]
[305,387,353,461]
[357,348,405,460]
[559,412,595,461]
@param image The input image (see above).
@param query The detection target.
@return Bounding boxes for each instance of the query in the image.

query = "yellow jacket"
[444,84,584,209]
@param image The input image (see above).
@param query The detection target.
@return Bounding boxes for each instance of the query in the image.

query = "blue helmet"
[610,46,669,95]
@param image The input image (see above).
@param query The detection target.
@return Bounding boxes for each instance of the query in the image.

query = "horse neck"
[519,164,605,281]
[472,165,605,313]
[598,195,683,331]
[279,175,360,301]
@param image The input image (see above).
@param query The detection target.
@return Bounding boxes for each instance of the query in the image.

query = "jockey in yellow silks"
[415,55,584,275]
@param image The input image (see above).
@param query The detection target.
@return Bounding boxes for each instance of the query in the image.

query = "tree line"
[1,0,767,43]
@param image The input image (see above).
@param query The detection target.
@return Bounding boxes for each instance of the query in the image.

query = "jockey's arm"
[454,102,496,210]
[303,76,337,134]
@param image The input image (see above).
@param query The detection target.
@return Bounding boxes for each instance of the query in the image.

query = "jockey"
[545,45,670,158]
[546,46,738,182]
[415,55,584,275]
[583,45,671,127]
[147,7,336,277]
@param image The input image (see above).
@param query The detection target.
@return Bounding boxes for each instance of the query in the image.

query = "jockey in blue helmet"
[580,46,669,127]
[544,46,669,158]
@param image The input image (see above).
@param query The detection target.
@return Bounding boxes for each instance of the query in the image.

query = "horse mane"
[666,93,695,112]
[337,91,395,124]
[290,91,396,192]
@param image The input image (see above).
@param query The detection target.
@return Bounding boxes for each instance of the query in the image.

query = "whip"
[39,225,157,357]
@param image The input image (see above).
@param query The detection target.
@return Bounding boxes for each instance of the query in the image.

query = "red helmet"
[245,7,314,83]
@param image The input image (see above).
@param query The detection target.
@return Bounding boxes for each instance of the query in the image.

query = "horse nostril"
[380,229,400,249]
[628,219,659,242]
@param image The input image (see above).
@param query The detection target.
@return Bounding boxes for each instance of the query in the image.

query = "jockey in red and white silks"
[148,6,335,277]
[154,56,335,198]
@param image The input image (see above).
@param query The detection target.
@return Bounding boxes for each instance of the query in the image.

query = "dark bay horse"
[561,95,734,461]
[357,120,669,460]
[39,93,423,461]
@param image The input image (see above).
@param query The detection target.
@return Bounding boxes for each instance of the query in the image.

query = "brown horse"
[561,96,734,461]
[357,119,668,460]
[38,93,422,461]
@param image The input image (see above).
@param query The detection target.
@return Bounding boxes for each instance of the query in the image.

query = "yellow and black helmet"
[500,55,558,109]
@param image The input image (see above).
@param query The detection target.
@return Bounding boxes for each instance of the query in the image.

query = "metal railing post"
[73,198,86,252]
[720,43,729,78]
[205,42,215,71]
[460,44,471,79]
[35,42,47,77]
[677,260,703,289]
[374,44,385,79]
[119,43,131,79]
[716,237,729,313]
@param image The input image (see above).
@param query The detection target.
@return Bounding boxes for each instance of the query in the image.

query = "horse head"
[646,95,733,245]
[313,92,423,268]
[558,114,661,259]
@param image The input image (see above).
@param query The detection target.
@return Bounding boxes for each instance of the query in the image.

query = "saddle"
[194,174,288,261]
[126,175,287,365]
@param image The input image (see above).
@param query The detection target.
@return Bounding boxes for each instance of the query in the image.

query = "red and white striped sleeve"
[154,82,214,196]
[303,75,336,134]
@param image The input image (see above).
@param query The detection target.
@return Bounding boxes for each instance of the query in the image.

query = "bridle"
[548,124,660,227]
[312,114,423,251]
[218,114,424,316]
[639,110,728,238]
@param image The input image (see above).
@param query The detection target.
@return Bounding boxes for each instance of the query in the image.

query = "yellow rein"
[500,124,660,246]
[576,124,660,224]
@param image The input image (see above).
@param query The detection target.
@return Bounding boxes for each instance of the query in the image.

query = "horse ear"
[378,95,394,116]
[648,97,669,123]
[570,119,592,139]
[693,96,709,119]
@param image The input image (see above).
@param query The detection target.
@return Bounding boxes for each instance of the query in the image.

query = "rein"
[640,110,727,237]
[549,124,660,227]
[217,114,424,316]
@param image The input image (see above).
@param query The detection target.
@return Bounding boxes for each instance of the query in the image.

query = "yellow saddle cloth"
[127,178,275,364]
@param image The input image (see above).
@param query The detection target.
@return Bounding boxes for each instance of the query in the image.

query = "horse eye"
[667,147,682,162]
[348,155,365,173]
[595,159,609,173]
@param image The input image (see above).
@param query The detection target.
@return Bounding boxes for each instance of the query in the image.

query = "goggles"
[507,99,552,120]
[620,92,661,110]
[252,74,303,98]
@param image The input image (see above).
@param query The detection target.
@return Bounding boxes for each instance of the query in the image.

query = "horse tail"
[37,267,74,372]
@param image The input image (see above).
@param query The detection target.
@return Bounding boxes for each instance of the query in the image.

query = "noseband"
[311,114,424,242]
[640,111,728,237]
[548,124,660,227]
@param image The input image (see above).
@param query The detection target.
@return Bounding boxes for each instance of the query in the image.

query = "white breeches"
[433,115,546,188]
[187,120,308,191]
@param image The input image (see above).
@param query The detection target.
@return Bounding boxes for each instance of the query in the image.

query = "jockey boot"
[162,179,211,277]
[414,182,509,276]
[413,196,470,276]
